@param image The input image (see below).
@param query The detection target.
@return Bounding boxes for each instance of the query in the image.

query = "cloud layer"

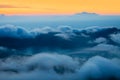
[0,25,120,58]
[0,24,120,80]
[0,53,120,80]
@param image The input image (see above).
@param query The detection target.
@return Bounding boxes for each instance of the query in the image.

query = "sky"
[0,0,120,15]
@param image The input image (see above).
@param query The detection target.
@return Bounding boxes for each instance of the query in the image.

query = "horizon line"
[0,12,120,16]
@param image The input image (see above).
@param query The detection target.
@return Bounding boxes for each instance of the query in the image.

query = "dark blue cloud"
[0,25,120,58]
[0,25,120,80]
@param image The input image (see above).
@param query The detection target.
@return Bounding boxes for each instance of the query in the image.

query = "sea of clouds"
[0,24,120,80]
[0,24,120,57]
[0,53,120,80]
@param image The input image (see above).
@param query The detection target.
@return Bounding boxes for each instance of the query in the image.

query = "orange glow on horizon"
[0,0,120,15]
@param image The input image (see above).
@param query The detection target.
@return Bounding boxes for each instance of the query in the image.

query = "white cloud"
[111,33,120,44]
[94,37,107,43]
[78,56,120,80]
[0,24,32,38]
[0,54,120,80]
[85,43,120,54]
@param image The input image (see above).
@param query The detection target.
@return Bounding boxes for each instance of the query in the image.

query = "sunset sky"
[0,0,120,15]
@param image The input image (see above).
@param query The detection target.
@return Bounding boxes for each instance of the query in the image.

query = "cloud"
[0,24,32,38]
[0,4,29,8]
[79,56,120,80]
[0,24,120,58]
[85,43,120,54]
[0,53,120,80]
[93,37,107,43]
[0,53,80,80]
[111,33,120,44]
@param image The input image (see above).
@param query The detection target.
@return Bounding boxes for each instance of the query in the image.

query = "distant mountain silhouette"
[0,14,5,16]
[75,12,99,16]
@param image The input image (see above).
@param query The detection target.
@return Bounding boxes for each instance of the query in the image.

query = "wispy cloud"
[0,4,29,8]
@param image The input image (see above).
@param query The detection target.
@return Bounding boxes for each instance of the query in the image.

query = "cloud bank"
[0,25,120,58]
[0,24,120,80]
[0,53,120,80]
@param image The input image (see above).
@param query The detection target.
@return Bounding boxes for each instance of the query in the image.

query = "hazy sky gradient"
[0,0,120,15]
